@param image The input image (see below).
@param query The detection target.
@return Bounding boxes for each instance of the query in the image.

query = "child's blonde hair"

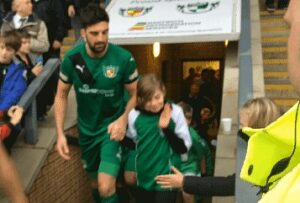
[136,74,165,109]
[240,97,280,128]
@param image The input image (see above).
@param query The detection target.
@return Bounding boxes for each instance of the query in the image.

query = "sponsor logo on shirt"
[78,84,115,97]
[103,65,119,78]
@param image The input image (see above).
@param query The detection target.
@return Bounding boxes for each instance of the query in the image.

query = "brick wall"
[27,145,93,203]
[123,42,226,101]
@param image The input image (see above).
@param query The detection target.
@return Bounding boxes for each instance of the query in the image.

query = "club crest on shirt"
[103,65,119,78]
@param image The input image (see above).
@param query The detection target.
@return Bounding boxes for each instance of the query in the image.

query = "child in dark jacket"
[16,30,43,85]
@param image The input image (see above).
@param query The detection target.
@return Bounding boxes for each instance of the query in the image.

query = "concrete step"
[260,8,295,111]
[266,89,298,98]
[261,25,289,32]
[264,71,288,79]
[262,36,287,43]
[262,41,287,47]
[263,46,287,53]
[261,30,289,37]
[264,77,290,84]
[263,51,287,59]
[260,10,286,17]
[63,37,75,46]
[263,58,287,65]
[265,83,294,91]
[272,98,299,112]
[261,21,288,27]
[263,64,287,72]
[61,45,72,55]
[260,17,286,24]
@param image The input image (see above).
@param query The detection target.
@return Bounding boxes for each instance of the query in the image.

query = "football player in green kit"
[125,74,192,203]
[54,3,138,203]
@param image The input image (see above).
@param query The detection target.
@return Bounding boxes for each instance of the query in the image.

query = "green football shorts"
[79,131,122,179]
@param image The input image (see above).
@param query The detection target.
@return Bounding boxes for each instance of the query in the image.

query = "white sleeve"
[126,109,140,142]
[171,104,192,150]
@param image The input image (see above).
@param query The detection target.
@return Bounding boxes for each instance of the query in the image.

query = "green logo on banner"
[177,1,220,14]
[119,7,153,17]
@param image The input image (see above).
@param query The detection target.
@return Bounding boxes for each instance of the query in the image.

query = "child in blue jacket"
[0,30,27,112]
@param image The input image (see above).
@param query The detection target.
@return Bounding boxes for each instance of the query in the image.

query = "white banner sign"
[107,0,240,44]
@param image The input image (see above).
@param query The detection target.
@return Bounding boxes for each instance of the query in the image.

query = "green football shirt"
[60,42,138,136]
[127,104,192,191]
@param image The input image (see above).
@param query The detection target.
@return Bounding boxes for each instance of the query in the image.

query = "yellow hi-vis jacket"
[240,102,300,190]
[259,162,300,203]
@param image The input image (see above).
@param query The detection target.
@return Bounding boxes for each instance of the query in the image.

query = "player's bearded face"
[84,21,109,55]
[87,39,107,54]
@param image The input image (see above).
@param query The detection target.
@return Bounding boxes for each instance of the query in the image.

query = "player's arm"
[54,80,72,160]
[109,80,137,141]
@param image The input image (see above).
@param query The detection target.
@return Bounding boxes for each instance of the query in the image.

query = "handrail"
[17,58,60,144]
[235,0,260,202]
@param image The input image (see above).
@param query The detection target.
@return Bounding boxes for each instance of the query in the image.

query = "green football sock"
[92,189,101,203]
[101,193,118,203]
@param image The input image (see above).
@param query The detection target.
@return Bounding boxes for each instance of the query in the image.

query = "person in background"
[32,0,67,120]
[177,101,213,203]
[16,30,43,84]
[0,30,27,152]
[0,30,27,113]
[1,0,49,55]
[183,82,213,128]
[66,0,103,41]
[156,97,280,197]
[182,67,196,99]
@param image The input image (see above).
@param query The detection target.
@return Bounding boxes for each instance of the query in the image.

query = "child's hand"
[159,103,172,129]
[8,106,24,125]
[32,64,43,76]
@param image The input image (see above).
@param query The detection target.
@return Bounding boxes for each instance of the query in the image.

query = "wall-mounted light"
[225,40,229,47]
[153,42,160,58]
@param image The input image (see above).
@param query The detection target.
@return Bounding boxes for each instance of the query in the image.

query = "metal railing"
[235,0,260,202]
[17,58,60,144]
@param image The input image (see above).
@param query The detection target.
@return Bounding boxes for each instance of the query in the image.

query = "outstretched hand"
[155,166,184,189]
[159,103,172,129]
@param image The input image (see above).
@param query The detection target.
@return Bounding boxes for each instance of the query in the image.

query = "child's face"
[19,38,30,54]
[144,89,165,113]
[0,42,15,64]
[200,108,211,120]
